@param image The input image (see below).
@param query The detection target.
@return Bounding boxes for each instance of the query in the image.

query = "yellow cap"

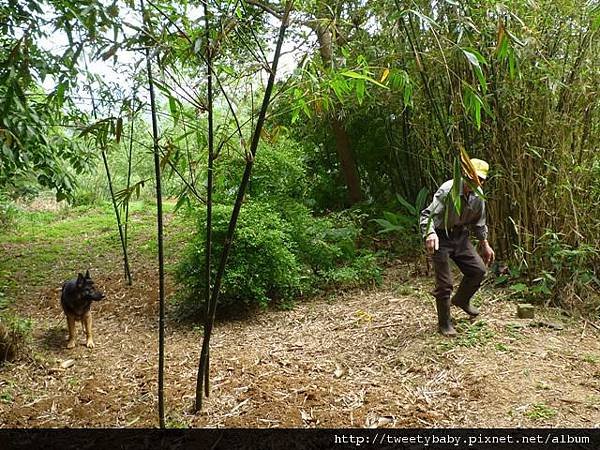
[470,158,489,179]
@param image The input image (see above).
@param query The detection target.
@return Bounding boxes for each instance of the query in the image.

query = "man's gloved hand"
[425,233,439,254]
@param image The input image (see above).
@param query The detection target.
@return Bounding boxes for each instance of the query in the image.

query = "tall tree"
[0,0,127,200]
[247,0,365,204]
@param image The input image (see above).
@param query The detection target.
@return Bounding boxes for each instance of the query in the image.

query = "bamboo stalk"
[195,1,293,411]
[140,0,166,428]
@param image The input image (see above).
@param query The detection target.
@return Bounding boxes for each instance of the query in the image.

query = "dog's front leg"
[83,312,95,349]
[66,315,77,349]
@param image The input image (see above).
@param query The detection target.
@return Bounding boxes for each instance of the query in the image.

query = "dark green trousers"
[432,228,487,305]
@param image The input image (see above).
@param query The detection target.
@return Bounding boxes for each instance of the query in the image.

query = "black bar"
[1,428,598,450]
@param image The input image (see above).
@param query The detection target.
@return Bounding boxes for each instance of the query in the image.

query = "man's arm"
[471,198,487,240]
[420,185,448,253]
[474,202,495,265]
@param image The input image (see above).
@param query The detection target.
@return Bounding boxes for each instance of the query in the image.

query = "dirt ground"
[2,259,600,428]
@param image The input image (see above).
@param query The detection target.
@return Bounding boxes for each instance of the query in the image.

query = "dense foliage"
[175,138,381,316]
[1,0,598,315]
[276,0,600,310]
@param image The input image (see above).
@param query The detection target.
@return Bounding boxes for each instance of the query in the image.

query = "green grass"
[0,388,14,404]
[505,322,526,340]
[0,200,189,300]
[438,320,495,350]
[524,403,557,420]
[582,354,599,364]
[494,342,510,352]
[394,284,415,296]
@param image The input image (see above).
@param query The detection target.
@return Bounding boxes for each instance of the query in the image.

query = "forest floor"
[1,200,600,428]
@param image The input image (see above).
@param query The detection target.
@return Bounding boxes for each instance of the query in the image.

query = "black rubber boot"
[451,269,484,316]
[451,296,480,317]
[436,299,457,337]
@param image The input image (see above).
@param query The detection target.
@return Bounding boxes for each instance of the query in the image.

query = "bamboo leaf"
[299,98,312,118]
[451,159,462,216]
[291,107,300,124]
[173,129,197,143]
[356,79,365,105]
[152,78,174,98]
[399,9,440,29]
[55,82,66,108]
[174,190,191,212]
[473,97,481,128]
[461,48,487,93]
[396,193,416,215]
[497,35,509,59]
[505,29,525,47]
[101,44,119,61]
[330,78,347,102]
[389,69,405,90]
[372,218,404,234]
[459,146,481,187]
[160,142,176,172]
[380,68,390,83]
[114,179,148,206]
[462,48,482,68]
[462,84,488,129]
[415,187,429,212]
[168,95,181,126]
[496,20,507,55]
[78,118,113,138]
[340,71,389,89]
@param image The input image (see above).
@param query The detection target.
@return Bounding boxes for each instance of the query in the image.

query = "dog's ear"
[85,269,91,279]
[77,273,84,287]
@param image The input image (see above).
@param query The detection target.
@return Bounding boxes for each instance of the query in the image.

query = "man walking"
[420,159,495,336]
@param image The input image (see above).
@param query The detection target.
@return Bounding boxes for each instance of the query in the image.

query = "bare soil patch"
[2,259,600,428]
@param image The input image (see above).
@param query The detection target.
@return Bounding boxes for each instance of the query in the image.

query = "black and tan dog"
[60,270,104,349]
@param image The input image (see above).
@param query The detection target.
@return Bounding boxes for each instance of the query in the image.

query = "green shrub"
[372,188,429,255]
[174,199,381,318]
[502,230,599,311]
[0,196,19,230]
[0,295,32,364]
[176,202,303,315]
[71,186,105,206]
[213,137,310,203]
[173,135,381,319]
[535,230,599,310]
[325,252,382,287]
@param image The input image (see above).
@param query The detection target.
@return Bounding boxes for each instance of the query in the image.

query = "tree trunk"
[331,117,361,204]
[314,23,362,204]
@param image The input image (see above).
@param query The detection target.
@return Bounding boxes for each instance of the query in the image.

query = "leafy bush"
[372,188,429,254]
[0,195,19,230]
[535,230,599,310]
[501,230,599,311]
[213,136,310,203]
[175,199,381,318]
[71,183,106,206]
[0,295,32,364]
[177,202,302,311]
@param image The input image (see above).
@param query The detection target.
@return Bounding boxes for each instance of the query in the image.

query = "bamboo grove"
[282,0,600,310]
[1,0,599,425]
